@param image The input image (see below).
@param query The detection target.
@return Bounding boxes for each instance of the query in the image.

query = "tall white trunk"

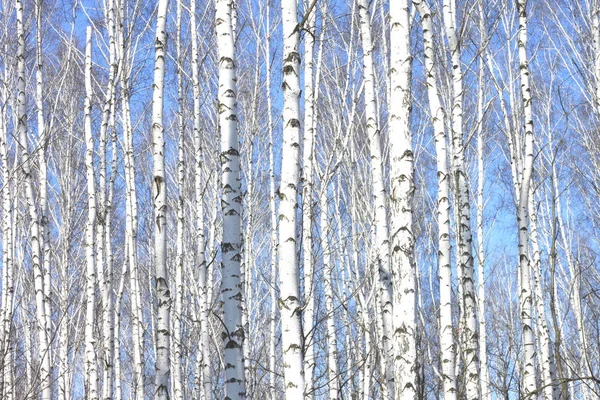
[173,1,184,399]
[190,0,211,397]
[412,1,457,397]
[216,0,245,397]
[528,192,555,400]
[321,188,339,399]
[98,1,118,397]
[35,1,52,363]
[264,2,278,396]
[357,0,393,394]
[84,27,100,400]
[278,0,305,396]
[151,0,171,397]
[516,0,537,394]
[441,1,479,396]
[389,0,416,397]
[15,1,51,398]
[301,1,317,396]
[475,15,491,396]
[118,1,145,394]
[0,64,14,400]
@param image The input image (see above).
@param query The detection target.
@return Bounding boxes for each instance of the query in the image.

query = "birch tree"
[412,0,457,397]
[278,0,305,396]
[216,0,246,398]
[388,0,417,396]
[152,0,171,397]
[83,26,100,400]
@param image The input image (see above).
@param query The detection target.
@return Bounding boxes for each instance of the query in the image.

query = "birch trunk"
[84,27,100,400]
[516,0,537,394]
[357,0,393,394]
[389,0,416,397]
[101,0,118,395]
[412,1,457,397]
[278,0,305,395]
[265,2,278,396]
[35,1,52,361]
[190,0,211,397]
[441,1,480,396]
[173,0,184,398]
[0,65,14,400]
[216,0,246,397]
[16,1,51,397]
[301,1,317,395]
[321,187,339,399]
[475,16,491,396]
[151,0,171,397]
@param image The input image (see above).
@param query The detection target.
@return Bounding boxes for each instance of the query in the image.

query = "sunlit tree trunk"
[190,0,211,397]
[216,0,246,397]
[84,27,100,400]
[278,0,305,395]
[151,0,171,397]
[389,0,416,397]
[412,1,457,397]
[173,1,185,397]
[16,1,51,397]
[320,187,339,399]
[357,0,393,394]
[0,62,14,400]
[441,0,479,396]
[100,0,118,397]
[516,0,537,394]
[301,1,317,396]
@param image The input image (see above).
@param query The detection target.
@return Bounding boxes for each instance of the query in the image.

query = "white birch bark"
[117,2,145,394]
[516,0,537,394]
[173,1,184,398]
[35,1,52,360]
[152,0,171,397]
[264,3,278,396]
[475,15,491,396]
[529,192,555,400]
[441,0,480,396]
[190,0,211,397]
[389,0,417,397]
[278,0,305,395]
[412,1,457,397]
[15,1,51,397]
[357,0,393,394]
[216,0,245,397]
[100,0,118,396]
[320,188,339,400]
[0,65,14,400]
[301,1,317,395]
[84,27,100,400]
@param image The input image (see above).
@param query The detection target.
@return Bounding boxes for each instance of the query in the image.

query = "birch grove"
[0,0,600,399]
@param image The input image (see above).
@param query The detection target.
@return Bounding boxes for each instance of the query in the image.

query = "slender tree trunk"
[151,1,171,398]
[84,27,100,400]
[15,1,51,398]
[357,0,393,394]
[301,1,317,396]
[441,0,480,396]
[278,0,305,396]
[216,0,246,397]
[173,1,185,399]
[320,187,339,400]
[412,1,457,397]
[389,0,416,397]
[515,0,537,394]
[189,0,211,397]
[0,64,14,400]
[475,14,491,396]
